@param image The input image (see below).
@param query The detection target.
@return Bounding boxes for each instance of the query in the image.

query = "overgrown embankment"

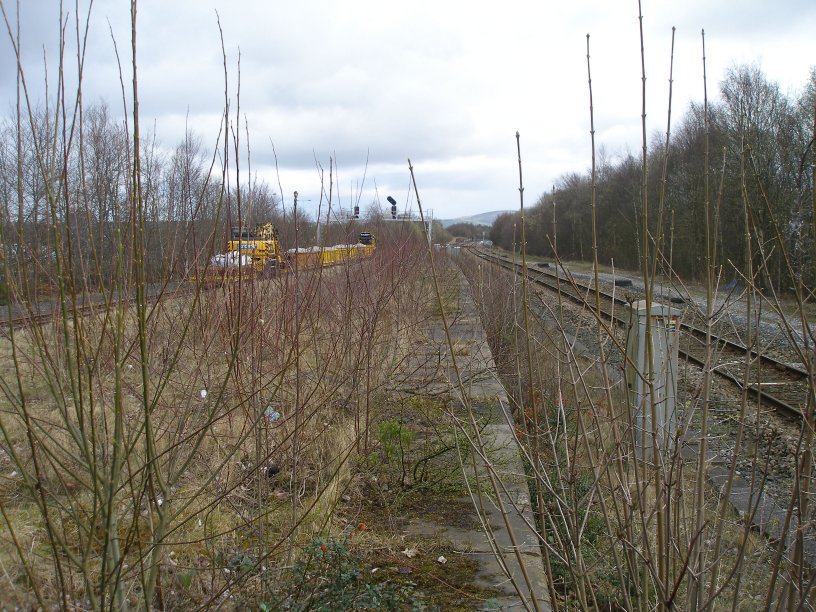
[0,242,443,608]
[458,252,787,610]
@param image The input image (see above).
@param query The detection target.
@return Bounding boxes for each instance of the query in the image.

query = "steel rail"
[469,247,810,420]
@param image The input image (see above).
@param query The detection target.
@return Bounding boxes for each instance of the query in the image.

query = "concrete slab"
[400,271,551,610]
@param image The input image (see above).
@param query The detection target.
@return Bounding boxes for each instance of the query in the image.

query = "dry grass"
[0,242,440,608]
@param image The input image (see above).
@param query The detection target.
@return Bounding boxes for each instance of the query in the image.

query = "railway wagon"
[286,247,321,268]
[193,265,255,288]
[286,232,376,269]
[189,251,256,288]
[356,232,375,257]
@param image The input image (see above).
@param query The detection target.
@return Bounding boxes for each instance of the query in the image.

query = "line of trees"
[491,64,815,289]
[0,102,287,294]
[445,222,491,240]
[0,102,402,300]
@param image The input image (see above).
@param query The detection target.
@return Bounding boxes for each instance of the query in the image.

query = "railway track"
[0,254,373,332]
[0,281,195,331]
[470,247,813,421]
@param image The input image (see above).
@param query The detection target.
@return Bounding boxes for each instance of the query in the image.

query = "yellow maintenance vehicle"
[192,224,375,287]
[226,223,285,273]
[191,223,284,287]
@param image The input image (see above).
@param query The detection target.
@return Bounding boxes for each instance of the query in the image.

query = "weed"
[274,531,423,611]
[377,417,415,469]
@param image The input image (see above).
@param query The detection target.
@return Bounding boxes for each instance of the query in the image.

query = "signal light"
[353,205,360,218]
[387,196,397,219]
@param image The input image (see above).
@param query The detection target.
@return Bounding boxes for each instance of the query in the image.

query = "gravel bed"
[545,261,812,368]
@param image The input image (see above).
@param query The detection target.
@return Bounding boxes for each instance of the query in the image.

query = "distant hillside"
[438,210,513,228]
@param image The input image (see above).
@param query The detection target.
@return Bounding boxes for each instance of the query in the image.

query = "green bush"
[276,533,420,611]
[377,418,415,465]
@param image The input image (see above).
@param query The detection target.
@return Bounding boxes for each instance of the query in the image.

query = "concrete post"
[625,300,680,461]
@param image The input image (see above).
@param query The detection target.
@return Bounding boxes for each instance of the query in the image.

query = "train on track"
[191,225,376,287]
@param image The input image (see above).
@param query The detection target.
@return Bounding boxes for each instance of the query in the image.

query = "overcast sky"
[2,1,814,220]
